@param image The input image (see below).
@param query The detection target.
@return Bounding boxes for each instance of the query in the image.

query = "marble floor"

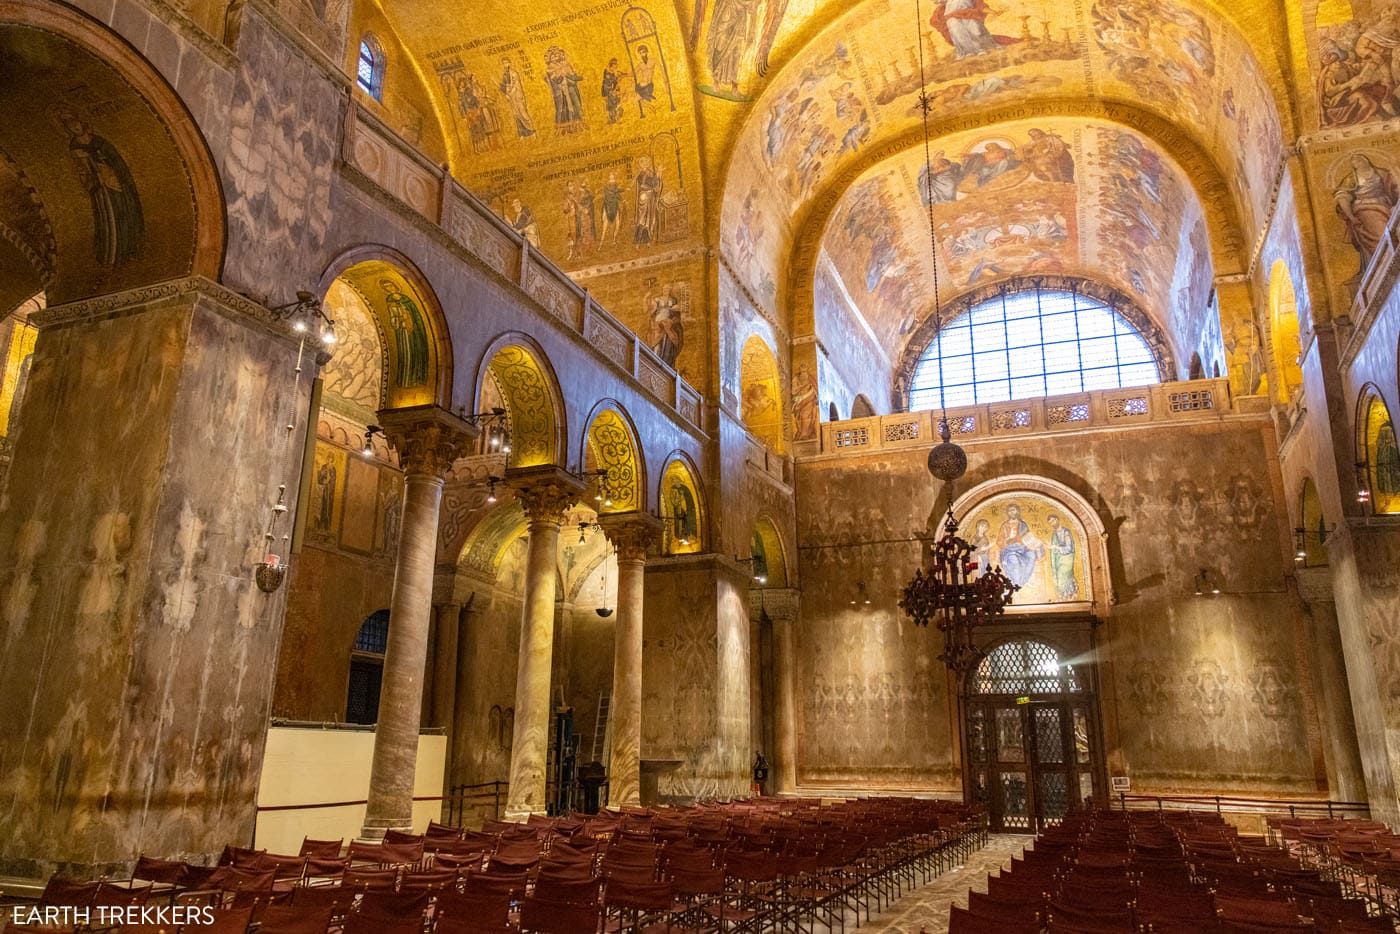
[858,833,1029,933]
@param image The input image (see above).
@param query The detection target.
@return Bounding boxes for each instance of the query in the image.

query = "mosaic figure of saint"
[669,483,698,544]
[791,362,818,441]
[1021,128,1075,183]
[698,0,789,90]
[648,290,683,366]
[499,58,536,138]
[600,172,625,244]
[544,46,586,134]
[380,278,430,388]
[1046,514,1077,600]
[59,109,144,267]
[1334,153,1399,271]
[1378,419,1400,497]
[602,59,625,124]
[314,458,336,531]
[457,74,502,153]
[634,45,659,116]
[971,518,993,577]
[997,503,1044,588]
[930,0,1017,59]
[634,156,662,245]
[510,197,540,248]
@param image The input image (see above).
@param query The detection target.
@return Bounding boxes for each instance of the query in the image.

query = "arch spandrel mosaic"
[960,491,1092,609]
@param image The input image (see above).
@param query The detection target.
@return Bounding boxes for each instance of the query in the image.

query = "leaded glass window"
[910,287,1160,410]
[357,36,385,102]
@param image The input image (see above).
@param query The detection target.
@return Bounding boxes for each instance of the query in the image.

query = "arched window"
[356,35,385,102]
[851,394,876,418]
[346,609,389,724]
[909,286,1159,410]
[974,640,1082,696]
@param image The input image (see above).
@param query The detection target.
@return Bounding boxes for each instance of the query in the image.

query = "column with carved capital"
[503,466,585,819]
[600,512,662,807]
[362,405,477,838]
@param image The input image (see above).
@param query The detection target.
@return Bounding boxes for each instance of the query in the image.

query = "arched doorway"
[965,638,1104,833]
[347,610,390,725]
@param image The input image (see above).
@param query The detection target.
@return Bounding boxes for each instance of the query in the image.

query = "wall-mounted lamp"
[1193,568,1221,597]
[461,407,511,455]
[657,513,692,547]
[1292,525,1335,564]
[484,475,502,505]
[362,424,383,458]
[577,519,604,544]
[735,554,767,585]
[850,580,872,607]
[1356,462,1372,506]
[572,467,613,508]
[270,290,337,359]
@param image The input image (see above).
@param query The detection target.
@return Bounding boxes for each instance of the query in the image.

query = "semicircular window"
[910,287,1160,410]
[974,640,1082,695]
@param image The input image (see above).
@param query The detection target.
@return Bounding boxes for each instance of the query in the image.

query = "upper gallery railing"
[815,378,1248,456]
[340,101,705,434]
[1346,198,1400,366]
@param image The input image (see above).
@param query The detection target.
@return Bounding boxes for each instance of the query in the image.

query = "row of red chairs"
[8,795,988,933]
[949,809,1396,934]
[1269,816,1400,918]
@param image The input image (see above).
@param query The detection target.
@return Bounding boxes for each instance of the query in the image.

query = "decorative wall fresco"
[740,334,784,451]
[660,457,704,554]
[1363,393,1400,515]
[332,261,441,409]
[484,345,559,469]
[1309,0,1400,129]
[321,280,385,418]
[585,408,642,513]
[959,492,1091,607]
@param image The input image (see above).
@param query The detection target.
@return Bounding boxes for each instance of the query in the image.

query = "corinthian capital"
[599,512,663,562]
[506,464,585,526]
[377,405,480,478]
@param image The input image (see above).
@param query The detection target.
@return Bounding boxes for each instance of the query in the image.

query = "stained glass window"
[357,36,385,102]
[909,287,1160,410]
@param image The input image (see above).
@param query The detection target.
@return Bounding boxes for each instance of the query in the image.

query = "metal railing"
[1114,791,1371,820]
[444,780,507,827]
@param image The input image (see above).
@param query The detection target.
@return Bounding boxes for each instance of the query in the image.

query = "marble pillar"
[432,602,463,730]
[761,588,800,794]
[503,465,584,819]
[0,279,309,875]
[362,406,476,839]
[600,513,662,807]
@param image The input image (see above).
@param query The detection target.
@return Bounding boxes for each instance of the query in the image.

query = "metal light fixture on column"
[256,289,338,593]
[896,0,1018,671]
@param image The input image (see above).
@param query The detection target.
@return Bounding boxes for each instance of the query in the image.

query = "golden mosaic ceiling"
[818,118,1212,360]
[366,0,1364,361]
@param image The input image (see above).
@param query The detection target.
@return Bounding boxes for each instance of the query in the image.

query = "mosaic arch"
[583,403,644,515]
[477,337,564,469]
[811,118,1213,364]
[659,453,705,555]
[0,2,225,312]
[751,513,788,588]
[740,334,785,453]
[1359,388,1400,516]
[457,500,528,580]
[1268,260,1304,403]
[951,477,1111,615]
[717,0,1286,327]
[320,251,453,410]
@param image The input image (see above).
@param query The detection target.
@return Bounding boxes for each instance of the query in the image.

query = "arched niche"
[851,394,876,419]
[951,476,1111,617]
[658,452,705,555]
[750,514,789,588]
[1298,477,1329,568]
[1268,259,1304,403]
[0,1,225,312]
[318,248,453,411]
[1358,388,1400,516]
[475,335,565,469]
[740,334,784,453]
[582,402,645,515]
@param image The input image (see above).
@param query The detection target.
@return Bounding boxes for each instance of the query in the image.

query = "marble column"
[432,602,463,730]
[599,513,662,807]
[362,406,477,839]
[503,465,585,819]
[762,589,801,794]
